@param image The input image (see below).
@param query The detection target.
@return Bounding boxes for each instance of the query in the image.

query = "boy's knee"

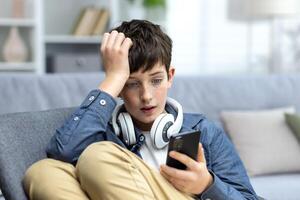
[78,141,125,165]
[23,158,74,191]
[87,141,121,153]
[23,159,56,195]
[24,159,53,185]
[77,142,128,177]
[76,142,133,195]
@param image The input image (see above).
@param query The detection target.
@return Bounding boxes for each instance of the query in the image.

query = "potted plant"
[127,0,166,21]
[128,0,165,8]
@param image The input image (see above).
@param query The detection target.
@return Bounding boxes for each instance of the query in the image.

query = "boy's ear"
[167,66,175,88]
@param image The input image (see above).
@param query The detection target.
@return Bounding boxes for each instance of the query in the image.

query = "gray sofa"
[0,73,300,200]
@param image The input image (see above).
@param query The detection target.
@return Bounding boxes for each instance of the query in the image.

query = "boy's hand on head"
[160,143,213,195]
[101,30,132,77]
[99,30,133,97]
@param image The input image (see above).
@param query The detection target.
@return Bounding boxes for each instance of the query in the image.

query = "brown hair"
[113,19,172,74]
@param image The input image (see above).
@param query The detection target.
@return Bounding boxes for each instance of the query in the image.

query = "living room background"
[0,0,300,75]
[1,1,300,200]
[167,0,300,75]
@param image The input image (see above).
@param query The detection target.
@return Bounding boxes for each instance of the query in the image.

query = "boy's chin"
[133,118,155,131]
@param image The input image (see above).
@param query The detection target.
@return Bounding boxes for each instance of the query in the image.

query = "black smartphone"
[166,130,200,170]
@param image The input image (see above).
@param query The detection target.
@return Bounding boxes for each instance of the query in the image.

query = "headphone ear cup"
[150,113,174,149]
[112,104,123,136]
[118,112,136,146]
[166,97,183,137]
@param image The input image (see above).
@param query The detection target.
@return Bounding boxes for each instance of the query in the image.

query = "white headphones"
[111,97,183,149]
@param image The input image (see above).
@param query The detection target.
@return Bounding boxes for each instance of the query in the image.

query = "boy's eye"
[152,79,163,85]
[126,82,139,89]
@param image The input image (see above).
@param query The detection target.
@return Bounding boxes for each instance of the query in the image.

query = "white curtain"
[166,0,274,75]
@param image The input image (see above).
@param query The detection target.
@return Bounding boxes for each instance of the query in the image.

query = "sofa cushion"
[250,174,300,200]
[220,107,300,176]
[285,113,300,142]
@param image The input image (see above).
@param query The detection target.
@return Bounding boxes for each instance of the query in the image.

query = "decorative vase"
[2,27,28,62]
[12,0,25,18]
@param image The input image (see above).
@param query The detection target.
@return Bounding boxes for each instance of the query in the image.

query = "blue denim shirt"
[46,89,258,200]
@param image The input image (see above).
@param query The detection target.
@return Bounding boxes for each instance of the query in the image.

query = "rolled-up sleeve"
[46,89,117,164]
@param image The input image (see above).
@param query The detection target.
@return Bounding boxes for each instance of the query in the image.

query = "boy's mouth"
[141,106,156,114]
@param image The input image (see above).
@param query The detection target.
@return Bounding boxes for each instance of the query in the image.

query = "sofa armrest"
[0,107,74,200]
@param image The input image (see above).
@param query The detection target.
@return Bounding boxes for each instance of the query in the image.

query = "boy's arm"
[46,89,118,164]
[46,31,133,164]
[160,117,257,199]
[198,121,258,200]
[99,31,133,97]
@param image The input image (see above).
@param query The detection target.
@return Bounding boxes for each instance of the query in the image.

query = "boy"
[23,20,258,200]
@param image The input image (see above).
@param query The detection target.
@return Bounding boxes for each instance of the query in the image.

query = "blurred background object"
[0,0,300,75]
[1,0,28,63]
[228,0,300,73]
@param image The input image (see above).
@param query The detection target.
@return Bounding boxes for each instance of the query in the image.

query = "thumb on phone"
[197,143,206,164]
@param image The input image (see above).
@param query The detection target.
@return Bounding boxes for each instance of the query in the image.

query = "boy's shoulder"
[183,112,221,129]
[182,112,206,128]
[182,112,225,142]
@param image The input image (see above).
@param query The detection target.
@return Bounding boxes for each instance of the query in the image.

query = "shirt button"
[205,198,212,200]
[88,96,95,101]
[139,135,145,142]
[73,116,80,121]
[100,99,106,106]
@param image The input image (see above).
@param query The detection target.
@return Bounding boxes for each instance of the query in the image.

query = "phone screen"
[166,130,200,170]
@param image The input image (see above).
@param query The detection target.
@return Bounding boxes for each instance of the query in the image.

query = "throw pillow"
[220,107,300,176]
[285,113,300,142]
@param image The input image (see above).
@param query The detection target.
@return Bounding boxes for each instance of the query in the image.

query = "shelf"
[0,62,35,71]
[0,0,118,74]
[0,18,35,27]
[44,35,102,44]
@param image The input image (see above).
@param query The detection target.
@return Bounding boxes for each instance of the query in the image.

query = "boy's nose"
[140,86,152,103]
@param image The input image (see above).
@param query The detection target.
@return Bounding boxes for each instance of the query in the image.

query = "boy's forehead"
[129,63,167,78]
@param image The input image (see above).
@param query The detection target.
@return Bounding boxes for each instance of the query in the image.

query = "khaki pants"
[23,141,195,200]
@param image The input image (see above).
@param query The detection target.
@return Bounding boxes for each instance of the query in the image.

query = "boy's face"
[120,63,175,131]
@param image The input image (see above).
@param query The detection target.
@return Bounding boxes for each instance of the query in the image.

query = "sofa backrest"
[1,73,300,122]
[0,73,104,115]
[169,74,300,121]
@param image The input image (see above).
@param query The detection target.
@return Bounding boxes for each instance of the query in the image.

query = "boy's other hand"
[99,31,133,97]
[160,143,213,195]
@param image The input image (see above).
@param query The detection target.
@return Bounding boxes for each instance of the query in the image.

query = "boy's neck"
[132,110,167,132]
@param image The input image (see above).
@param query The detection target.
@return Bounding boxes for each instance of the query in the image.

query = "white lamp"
[228,0,300,73]
[245,0,300,18]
